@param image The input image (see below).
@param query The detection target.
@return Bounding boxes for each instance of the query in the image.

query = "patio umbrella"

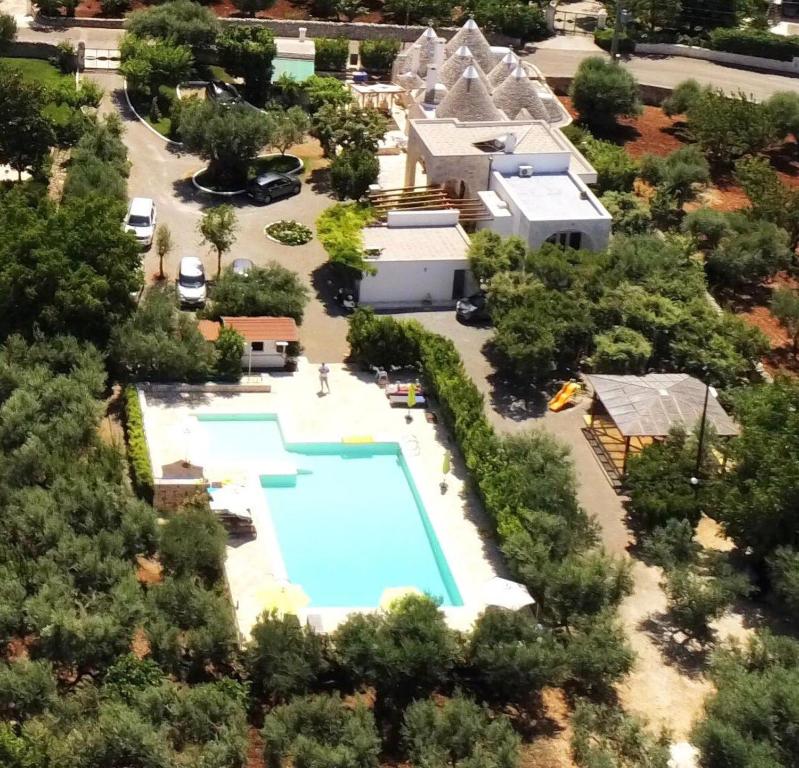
[442,451,451,476]
[379,586,422,611]
[481,577,535,611]
[256,581,310,617]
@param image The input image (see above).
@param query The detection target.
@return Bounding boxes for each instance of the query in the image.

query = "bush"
[592,326,652,373]
[217,25,276,105]
[123,385,154,501]
[600,191,652,235]
[0,13,16,51]
[314,37,349,71]
[125,0,219,53]
[359,38,400,74]
[709,27,799,62]
[594,27,634,54]
[662,78,710,117]
[100,0,131,15]
[329,147,379,200]
[460,0,548,42]
[569,56,641,130]
[263,695,380,768]
[564,131,638,194]
[214,327,244,382]
[316,202,375,274]
[265,220,312,246]
[160,503,227,586]
[205,263,310,323]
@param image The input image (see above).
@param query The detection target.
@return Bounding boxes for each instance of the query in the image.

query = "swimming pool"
[272,57,315,82]
[198,414,463,608]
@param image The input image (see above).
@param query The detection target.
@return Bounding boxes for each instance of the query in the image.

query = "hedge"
[123,384,154,502]
[314,37,349,72]
[359,39,400,74]
[709,28,799,62]
[594,28,635,55]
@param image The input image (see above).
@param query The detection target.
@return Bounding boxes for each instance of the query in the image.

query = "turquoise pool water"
[198,414,462,608]
[272,57,315,82]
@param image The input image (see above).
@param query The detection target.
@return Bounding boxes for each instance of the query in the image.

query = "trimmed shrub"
[359,39,401,74]
[123,385,154,502]
[317,203,376,274]
[594,28,634,54]
[314,37,349,71]
[709,27,799,62]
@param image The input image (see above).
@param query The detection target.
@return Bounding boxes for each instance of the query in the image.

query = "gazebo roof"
[435,65,503,122]
[492,65,549,121]
[444,18,496,72]
[587,374,739,438]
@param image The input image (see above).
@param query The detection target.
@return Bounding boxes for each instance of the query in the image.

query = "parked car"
[456,290,489,323]
[123,197,156,249]
[232,258,254,276]
[246,172,301,204]
[177,256,207,308]
[205,80,241,107]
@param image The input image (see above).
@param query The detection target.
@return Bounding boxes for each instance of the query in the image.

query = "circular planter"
[265,220,313,246]
[251,153,304,177]
[191,168,246,196]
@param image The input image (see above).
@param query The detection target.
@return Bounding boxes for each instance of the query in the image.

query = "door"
[452,269,466,300]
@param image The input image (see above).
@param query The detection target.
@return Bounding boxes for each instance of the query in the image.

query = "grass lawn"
[129,85,176,138]
[248,154,306,178]
[0,57,72,88]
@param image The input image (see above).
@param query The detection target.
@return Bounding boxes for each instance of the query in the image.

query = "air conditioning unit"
[518,165,534,177]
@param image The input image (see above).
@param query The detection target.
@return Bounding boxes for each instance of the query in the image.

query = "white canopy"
[482,577,535,610]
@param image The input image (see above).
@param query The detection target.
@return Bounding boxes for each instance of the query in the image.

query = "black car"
[456,291,490,323]
[205,80,241,106]
[247,172,301,204]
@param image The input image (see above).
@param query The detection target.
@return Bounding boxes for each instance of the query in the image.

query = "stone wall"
[635,41,799,76]
[153,479,208,512]
[6,40,61,59]
[36,14,520,45]
[546,75,672,106]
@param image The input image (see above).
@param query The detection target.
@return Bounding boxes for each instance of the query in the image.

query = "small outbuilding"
[199,316,299,370]
[584,373,738,483]
[358,209,478,308]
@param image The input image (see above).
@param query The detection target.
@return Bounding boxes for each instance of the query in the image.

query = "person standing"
[318,362,330,394]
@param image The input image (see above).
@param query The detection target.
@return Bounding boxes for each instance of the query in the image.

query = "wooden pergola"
[583,374,739,487]
[368,184,491,223]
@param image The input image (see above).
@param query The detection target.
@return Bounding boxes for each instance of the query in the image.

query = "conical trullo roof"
[487,51,519,90]
[440,46,490,90]
[435,65,503,122]
[398,70,424,90]
[515,108,534,120]
[492,65,548,121]
[415,26,439,77]
[444,18,496,72]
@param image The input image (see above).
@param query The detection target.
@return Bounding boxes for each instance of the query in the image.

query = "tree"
[685,89,777,166]
[771,287,799,355]
[206,263,309,323]
[335,0,367,20]
[109,284,216,382]
[359,39,400,74]
[402,696,520,768]
[735,156,799,248]
[458,0,548,42]
[262,695,380,768]
[302,75,352,114]
[333,595,458,718]
[199,205,238,278]
[311,103,386,157]
[592,326,652,374]
[765,90,799,141]
[693,632,799,768]
[330,148,380,200]
[159,503,226,586]
[0,13,16,53]
[569,56,642,131]
[125,0,219,53]
[217,25,276,104]
[662,78,710,117]
[467,608,567,704]
[246,612,326,703]
[265,106,310,155]
[641,518,701,569]
[231,0,275,16]
[467,230,527,284]
[769,546,799,613]
[154,223,173,281]
[0,66,55,180]
[214,327,244,382]
[615,0,682,32]
[314,37,349,71]
[572,701,670,768]
[639,144,710,207]
[0,660,57,720]
[120,35,193,98]
[178,101,271,185]
[382,0,453,24]
[600,191,652,235]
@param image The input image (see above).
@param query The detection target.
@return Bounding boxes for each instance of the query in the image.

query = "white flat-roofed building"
[358,210,478,308]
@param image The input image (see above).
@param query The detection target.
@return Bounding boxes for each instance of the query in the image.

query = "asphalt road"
[89,71,351,363]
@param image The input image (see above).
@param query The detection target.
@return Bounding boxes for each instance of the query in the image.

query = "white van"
[123,197,156,248]
[177,256,207,308]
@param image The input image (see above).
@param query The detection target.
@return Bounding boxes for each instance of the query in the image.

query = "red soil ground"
[75,0,385,21]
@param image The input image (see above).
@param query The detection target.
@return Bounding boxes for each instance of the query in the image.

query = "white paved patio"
[139,360,504,637]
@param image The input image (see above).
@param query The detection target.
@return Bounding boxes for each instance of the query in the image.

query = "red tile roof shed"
[221,316,299,342]
[198,320,221,342]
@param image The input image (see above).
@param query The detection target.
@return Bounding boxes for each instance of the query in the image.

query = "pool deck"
[139,360,504,636]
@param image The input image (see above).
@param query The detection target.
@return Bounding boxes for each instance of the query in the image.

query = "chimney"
[425,63,438,93]
[434,38,446,68]
[409,43,422,72]
[298,27,306,42]
[503,133,517,154]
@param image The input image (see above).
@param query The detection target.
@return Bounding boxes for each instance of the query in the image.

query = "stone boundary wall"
[35,14,520,45]
[6,40,61,59]
[546,75,672,106]
[153,479,208,512]
[635,42,799,76]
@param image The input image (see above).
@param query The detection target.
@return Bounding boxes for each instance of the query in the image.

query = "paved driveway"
[90,71,350,363]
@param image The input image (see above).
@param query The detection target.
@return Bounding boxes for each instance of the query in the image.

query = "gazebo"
[584,374,738,482]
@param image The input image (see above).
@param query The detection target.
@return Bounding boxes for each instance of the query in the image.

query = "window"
[251,341,264,352]
[546,232,582,249]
